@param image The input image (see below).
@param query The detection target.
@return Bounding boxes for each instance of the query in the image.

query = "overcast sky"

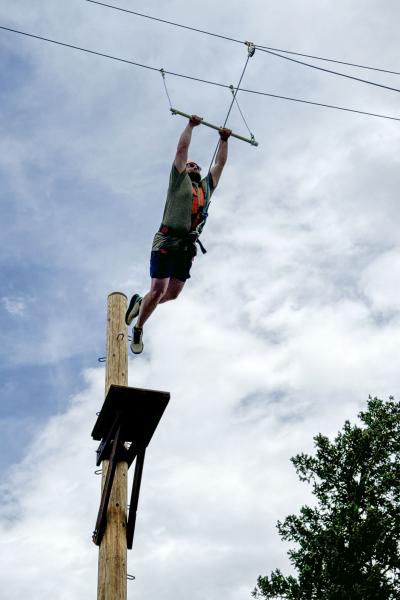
[1,1,399,599]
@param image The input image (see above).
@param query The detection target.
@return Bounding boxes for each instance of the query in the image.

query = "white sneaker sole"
[130,341,144,354]
[130,327,144,354]
[125,294,142,325]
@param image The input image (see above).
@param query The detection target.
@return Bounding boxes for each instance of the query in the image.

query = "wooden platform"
[92,383,170,547]
[92,384,170,447]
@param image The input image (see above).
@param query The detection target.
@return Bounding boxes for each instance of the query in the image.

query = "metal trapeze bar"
[170,108,259,146]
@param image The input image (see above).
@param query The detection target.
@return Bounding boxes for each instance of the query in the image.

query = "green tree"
[253,397,400,600]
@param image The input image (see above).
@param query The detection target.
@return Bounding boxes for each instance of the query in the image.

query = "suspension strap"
[160,45,257,246]
[200,42,256,232]
[160,68,173,109]
[229,84,255,143]
[206,42,256,176]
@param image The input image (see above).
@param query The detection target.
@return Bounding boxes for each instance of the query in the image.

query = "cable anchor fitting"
[245,41,256,57]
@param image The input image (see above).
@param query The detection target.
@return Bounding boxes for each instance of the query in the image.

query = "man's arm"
[210,128,232,187]
[174,115,203,173]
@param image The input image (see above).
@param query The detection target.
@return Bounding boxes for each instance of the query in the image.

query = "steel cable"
[85,0,400,78]
[1,25,399,123]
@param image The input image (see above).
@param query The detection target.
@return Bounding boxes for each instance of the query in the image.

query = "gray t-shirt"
[152,165,215,251]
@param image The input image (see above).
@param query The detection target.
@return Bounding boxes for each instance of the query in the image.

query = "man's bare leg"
[136,278,169,329]
[131,278,186,354]
[136,277,186,327]
[159,278,186,303]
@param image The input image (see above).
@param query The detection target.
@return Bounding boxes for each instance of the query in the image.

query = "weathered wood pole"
[98,292,128,600]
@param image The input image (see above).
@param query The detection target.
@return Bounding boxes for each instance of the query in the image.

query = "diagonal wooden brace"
[95,412,122,466]
[126,447,146,550]
[92,422,124,546]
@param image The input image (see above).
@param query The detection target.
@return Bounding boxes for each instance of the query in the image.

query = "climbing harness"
[191,182,206,229]
[160,42,258,253]
[157,174,210,255]
[158,223,207,256]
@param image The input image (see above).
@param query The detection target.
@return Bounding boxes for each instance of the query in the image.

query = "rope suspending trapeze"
[160,68,173,109]
[159,43,258,250]
[160,42,258,148]
[229,85,255,142]
[205,41,257,174]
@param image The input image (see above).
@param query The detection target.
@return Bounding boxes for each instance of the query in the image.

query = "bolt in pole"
[98,292,128,600]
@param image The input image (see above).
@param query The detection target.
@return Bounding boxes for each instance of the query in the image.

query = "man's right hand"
[189,115,203,127]
[219,127,232,141]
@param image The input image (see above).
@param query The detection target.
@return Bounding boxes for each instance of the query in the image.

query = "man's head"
[186,160,202,183]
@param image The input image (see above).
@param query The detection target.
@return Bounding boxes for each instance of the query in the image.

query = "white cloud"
[0,363,309,600]
[360,249,400,314]
[1,296,28,317]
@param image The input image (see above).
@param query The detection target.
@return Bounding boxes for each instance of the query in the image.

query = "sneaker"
[130,326,144,354]
[125,294,142,325]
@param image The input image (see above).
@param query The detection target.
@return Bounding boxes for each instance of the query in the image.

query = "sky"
[0,1,399,599]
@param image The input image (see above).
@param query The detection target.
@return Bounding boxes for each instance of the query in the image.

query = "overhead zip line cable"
[255,47,400,94]
[238,89,400,122]
[85,0,400,95]
[254,44,400,77]
[0,25,161,72]
[1,25,400,123]
[84,0,400,77]
[85,0,243,44]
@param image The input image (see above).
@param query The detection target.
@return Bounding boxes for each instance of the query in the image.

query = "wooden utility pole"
[93,292,169,599]
[98,292,128,600]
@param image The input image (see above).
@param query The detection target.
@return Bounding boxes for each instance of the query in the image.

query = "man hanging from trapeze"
[125,114,232,354]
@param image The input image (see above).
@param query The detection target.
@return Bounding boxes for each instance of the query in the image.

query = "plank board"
[92,384,170,447]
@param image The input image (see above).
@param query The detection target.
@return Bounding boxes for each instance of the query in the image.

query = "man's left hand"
[219,127,232,141]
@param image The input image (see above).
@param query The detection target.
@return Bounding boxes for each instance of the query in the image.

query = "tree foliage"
[253,397,400,600]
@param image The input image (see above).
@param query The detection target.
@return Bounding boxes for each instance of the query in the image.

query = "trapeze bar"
[170,108,258,147]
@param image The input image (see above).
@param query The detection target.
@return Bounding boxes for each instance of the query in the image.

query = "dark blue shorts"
[150,249,193,282]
